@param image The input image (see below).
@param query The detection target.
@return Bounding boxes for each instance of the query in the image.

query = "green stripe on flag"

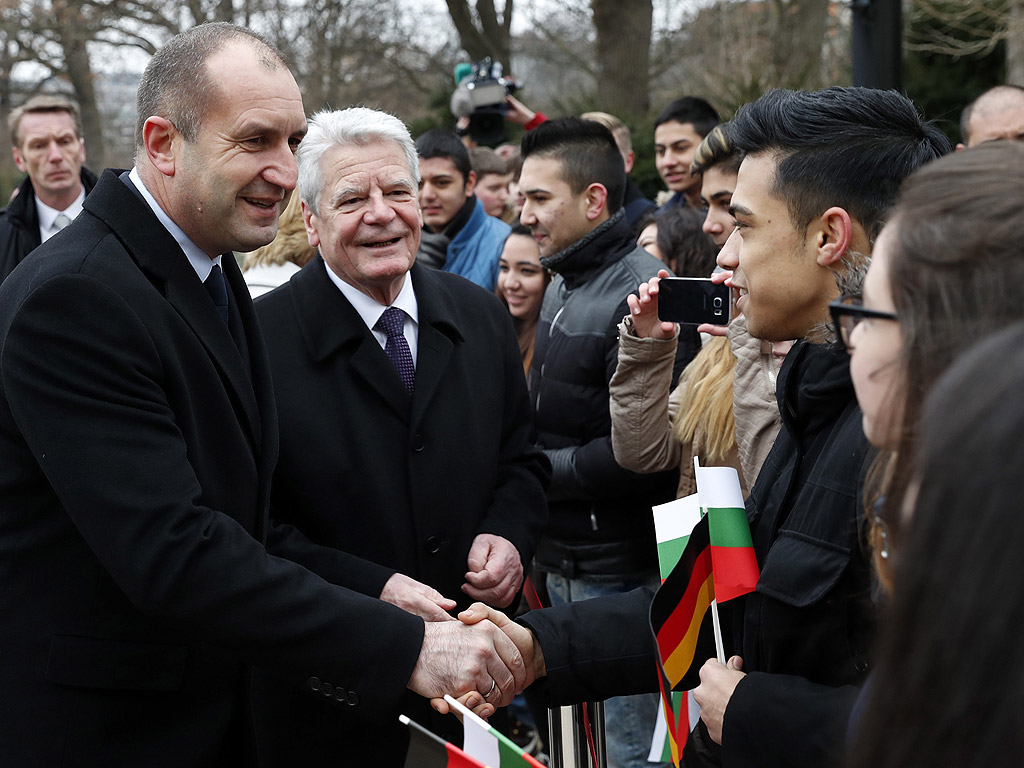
[707,506,754,548]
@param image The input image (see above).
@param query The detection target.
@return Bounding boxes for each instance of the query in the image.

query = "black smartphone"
[657,277,731,325]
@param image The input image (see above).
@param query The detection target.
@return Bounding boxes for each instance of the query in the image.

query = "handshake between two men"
[409,601,543,719]
[386,532,545,716]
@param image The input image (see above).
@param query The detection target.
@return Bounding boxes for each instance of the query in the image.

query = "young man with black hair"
[520,116,699,768]
[462,87,951,768]
[654,96,720,209]
[415,128,510,290]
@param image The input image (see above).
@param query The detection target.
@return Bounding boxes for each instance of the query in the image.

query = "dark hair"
[865,140,1024,588]
[654,96,720,138]
[508,223,532,238]
[416,128,471,182]
[654,206,718,277]
[729,87,951,242]
[520,117,626,214]
[135,23,287,150]
[690,123,741,178]
[848,321,1024,768]
[959,83,1024,145]
[469,146,508,178]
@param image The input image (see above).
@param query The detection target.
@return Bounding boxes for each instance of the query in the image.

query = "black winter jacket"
[529,210,699,578]
[709,339,875,768]
[0,167,99,285]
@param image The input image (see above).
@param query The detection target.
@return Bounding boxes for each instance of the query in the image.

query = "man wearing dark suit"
[0,24,524,768]
[253,107,549,766]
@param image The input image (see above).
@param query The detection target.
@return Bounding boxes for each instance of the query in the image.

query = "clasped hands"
[414,602,545,720]
[388,534,542,716]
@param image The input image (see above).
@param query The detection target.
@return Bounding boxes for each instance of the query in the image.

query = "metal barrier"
[546,701,606,768]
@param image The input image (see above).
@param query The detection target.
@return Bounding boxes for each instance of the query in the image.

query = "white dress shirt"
[36,188,86,243]
[128,167,222,280]
[323,260,419,365]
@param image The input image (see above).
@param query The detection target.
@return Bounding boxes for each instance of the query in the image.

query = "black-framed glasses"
[829,295,899,352]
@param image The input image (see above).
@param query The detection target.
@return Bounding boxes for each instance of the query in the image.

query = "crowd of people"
[1,19,1023,768]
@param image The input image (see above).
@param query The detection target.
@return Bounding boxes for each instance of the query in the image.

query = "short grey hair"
[297,107,420,216]
[134,22,287,152]
[9,94,83,147]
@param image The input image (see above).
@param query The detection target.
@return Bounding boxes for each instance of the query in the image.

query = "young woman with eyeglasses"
[843,140,1024,768]
[829,139,1024,593]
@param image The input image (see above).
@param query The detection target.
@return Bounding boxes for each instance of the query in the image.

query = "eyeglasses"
[829,295,899,352]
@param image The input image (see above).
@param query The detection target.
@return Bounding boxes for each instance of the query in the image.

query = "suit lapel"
[83,171,263,453]
[408,265,462,428]
[291,257,411,420]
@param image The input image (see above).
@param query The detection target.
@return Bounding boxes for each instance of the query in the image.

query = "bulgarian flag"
[648,513,715,766]
[401,714,489,768]
[695,464,759,603]
[444,695,546,768]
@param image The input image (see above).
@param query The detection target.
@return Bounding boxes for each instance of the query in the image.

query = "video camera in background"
[450,58,521,145]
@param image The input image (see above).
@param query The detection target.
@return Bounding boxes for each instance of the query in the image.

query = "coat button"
[347,691,359,706]
[307,677,321,692]
[334,686,348,702]
[321,682,334,697]
[411,434,425,452]
[424,536,442,554]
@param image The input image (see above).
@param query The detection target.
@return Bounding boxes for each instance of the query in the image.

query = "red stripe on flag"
[710,545,760,603]
[445,743,489,768]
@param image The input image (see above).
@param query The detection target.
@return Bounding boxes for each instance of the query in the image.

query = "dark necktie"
[377,306,415,392]
[204,264,229,324]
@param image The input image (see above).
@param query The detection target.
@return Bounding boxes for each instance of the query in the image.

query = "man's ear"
[813,206,853,267]
[11,147,26,173]
[583,183,609,221]
[624,150,635,174]
[464,169,477,198]
[143,116,178,177]
[301,200,321,249]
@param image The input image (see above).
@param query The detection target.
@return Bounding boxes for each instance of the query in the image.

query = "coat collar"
[83,169,264,453]
[288,258,465,421]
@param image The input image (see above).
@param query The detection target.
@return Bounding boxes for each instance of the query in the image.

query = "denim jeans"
[546,572,671,768]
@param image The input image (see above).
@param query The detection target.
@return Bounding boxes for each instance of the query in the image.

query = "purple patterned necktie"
[377,306,415,393]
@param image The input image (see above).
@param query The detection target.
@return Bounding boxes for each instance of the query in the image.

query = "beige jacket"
[609,314,782,500]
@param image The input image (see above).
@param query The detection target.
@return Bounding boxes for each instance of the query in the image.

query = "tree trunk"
[771,0,830,90]
[1008,0,1024,85]
[591,0,651,119]
[444,0,511,66]
[52,3,106,169]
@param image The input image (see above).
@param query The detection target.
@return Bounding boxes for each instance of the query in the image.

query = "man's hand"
[504,95,536,126]
[380,572,457,622]
[693,656,745,744]
[696,270,733,336]
[430,601,546,718]
[409,618,526,708]
[462,533,523,608]
[626,269,678,340]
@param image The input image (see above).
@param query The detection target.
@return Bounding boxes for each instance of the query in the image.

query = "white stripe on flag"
[694,466,744,509]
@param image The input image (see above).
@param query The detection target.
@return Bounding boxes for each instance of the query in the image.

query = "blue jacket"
[443,198,509,290]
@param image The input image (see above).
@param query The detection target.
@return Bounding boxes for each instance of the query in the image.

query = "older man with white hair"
[253,107,549,767]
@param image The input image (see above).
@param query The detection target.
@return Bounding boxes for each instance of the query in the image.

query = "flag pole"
[694,456,727,665]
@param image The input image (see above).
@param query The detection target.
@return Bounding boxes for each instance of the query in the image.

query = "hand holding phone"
[657,277,732,326]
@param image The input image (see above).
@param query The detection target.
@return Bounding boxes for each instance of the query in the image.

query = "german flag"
[401,715,489,768]
[648,513,716,765]
[650,513,715,689]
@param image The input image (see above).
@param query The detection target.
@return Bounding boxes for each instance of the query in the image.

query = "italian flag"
[695,465,760,603]
[401,714,488,768]
[444,695,546,767]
